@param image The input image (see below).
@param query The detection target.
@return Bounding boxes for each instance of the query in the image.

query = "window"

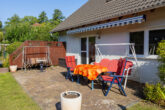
[149,29,165,55]
[130,31,144,55]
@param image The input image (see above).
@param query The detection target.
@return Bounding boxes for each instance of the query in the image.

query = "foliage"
[49,9,65,26]
[2,55,9,68]
[38,11,48,23]
[0,32,3,42]
[157,40,165,84]
[0,21,2,28]
[5,22,56,42]
[52,9,65,22]
[4,9,64,43]
[143,83,165,106]
[30,23,54,41]
[6,42,22,54]
[21,16,38,25]
[5,23,31,42]
[5,14,20,25]
[0,73,41,110]
[128,101,164,110]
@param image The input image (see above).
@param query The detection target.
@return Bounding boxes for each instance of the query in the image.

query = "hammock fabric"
[74,64,108,80]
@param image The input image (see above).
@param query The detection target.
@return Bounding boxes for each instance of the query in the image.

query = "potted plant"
[61,91,82,110]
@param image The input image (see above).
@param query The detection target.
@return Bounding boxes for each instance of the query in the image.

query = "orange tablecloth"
[74,64,108,80]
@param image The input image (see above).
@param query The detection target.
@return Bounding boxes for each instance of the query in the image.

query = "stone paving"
[12,66,142,110]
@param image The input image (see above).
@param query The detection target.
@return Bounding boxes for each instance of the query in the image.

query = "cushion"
[65,56,76,69]
[100,59,111,67]
[107,59,119,72]
[101,75,121,83]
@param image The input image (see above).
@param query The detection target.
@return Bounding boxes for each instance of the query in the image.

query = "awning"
[67,15,146,34]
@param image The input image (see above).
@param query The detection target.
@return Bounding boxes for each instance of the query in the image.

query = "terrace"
[13,66,142,110]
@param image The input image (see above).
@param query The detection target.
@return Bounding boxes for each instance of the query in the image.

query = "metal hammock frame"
[22,46,52,71]
[95,43,140,89]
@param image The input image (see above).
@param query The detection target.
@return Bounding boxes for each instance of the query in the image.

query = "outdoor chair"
[100,58,128,96]
[65,56,77,82]
[94,59,119,75]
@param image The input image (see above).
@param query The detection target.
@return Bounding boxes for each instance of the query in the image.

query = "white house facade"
[52,0,165,83]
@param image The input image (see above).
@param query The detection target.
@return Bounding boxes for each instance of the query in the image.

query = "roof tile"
[51,0,165,32]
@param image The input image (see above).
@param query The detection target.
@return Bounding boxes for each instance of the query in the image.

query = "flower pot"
[9,65,17,72]
[61,91,82,110]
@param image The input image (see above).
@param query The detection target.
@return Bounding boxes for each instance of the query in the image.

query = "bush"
[6,42,22,54]
[3,56,9,68]
[143,83,165,106]
[157,40,165,84]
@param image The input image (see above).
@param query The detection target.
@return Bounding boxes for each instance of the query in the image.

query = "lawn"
[128,101,165,110]
[0,73,41,110]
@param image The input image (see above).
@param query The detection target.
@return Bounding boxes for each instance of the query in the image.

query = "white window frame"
[128,30,145,57]
[129,26,165,59]
[145,27,165,59]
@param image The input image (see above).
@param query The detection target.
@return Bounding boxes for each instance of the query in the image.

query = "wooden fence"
[9,41,66,68]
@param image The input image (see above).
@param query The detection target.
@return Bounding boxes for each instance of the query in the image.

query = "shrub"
[157,40,165,84]
[143,83,165,106]
[3,56,9,68]
[6,42,22,54]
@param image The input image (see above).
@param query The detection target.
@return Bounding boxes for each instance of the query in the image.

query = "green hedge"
[6,42,22,54]
[157,40,165,84]
[143,40,165,106]
[3,55,9,67]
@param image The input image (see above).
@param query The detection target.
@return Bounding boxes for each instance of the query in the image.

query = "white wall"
[58,7,165,83]
[59,35,81,64]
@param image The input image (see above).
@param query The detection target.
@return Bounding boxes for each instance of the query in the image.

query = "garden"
[0,9,64,70]
[0,8,164,110]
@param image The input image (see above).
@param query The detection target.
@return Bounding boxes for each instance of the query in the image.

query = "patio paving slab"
[13,66,142,110]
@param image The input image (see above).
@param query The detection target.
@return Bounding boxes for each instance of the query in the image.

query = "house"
[51,0,165,83]
[32,23,41,27]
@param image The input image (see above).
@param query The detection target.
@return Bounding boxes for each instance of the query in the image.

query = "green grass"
[0,73,41,110]
[128,101,164,110]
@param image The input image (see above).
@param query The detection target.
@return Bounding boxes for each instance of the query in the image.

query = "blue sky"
[0,0,88,25]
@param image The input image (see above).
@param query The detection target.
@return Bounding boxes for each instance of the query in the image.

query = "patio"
[13,66,142,110]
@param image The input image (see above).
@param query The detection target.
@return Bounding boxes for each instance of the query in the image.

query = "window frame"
[128,27,165,59]
[129,31,145,55]
[148,29,165,55]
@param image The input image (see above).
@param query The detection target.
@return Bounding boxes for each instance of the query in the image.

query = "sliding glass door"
[89,37,96,64]
[81,38,87,64]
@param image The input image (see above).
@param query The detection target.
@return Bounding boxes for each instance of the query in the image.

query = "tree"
[5,22,32,42]
[0,21,2,28]
[52,9,65,22]
[0,32,3,42]
[38,11,48,23]
[21,16,38,25]
[5,14,20,25]
[4,9,65,43]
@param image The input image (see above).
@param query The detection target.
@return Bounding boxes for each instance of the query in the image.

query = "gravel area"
[13,66,142,110]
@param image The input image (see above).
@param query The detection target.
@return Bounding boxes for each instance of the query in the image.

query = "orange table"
[74,64,108,90]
